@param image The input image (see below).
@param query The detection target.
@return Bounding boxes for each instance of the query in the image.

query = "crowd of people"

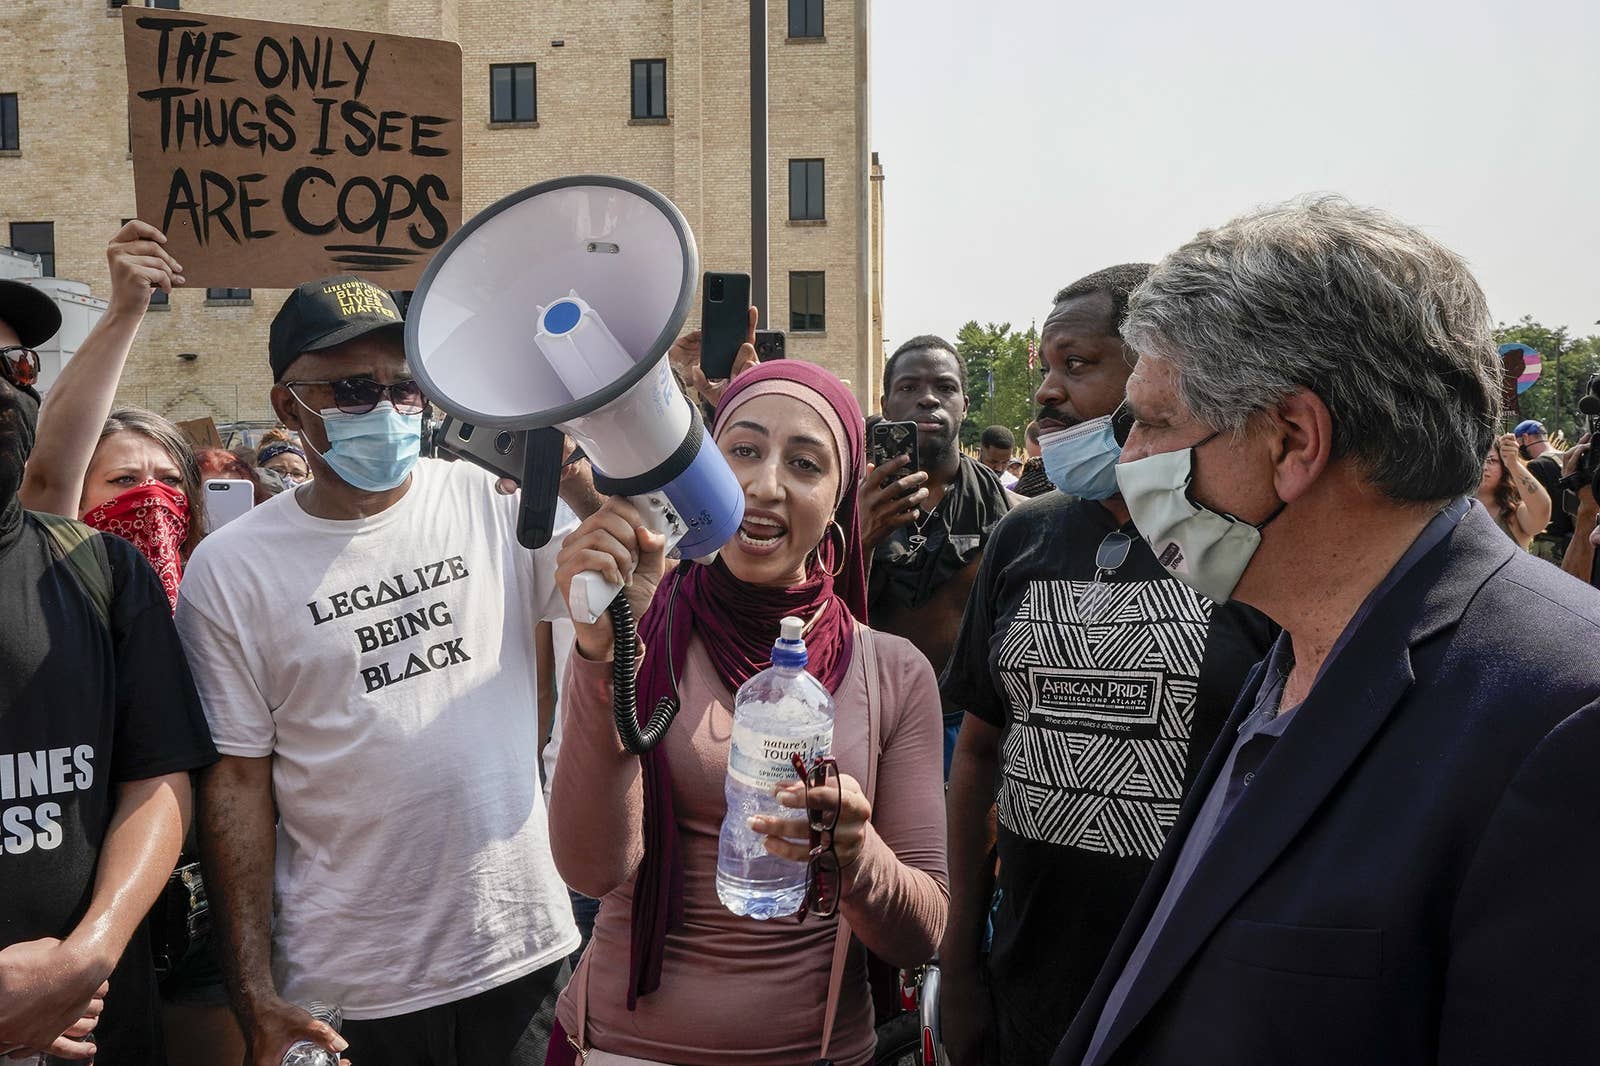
[2,198,1598,1066]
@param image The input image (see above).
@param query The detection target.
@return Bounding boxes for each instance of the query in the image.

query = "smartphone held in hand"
[700,271,752,380]
[203,478,254,531]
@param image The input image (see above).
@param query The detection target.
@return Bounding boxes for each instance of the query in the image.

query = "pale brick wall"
[0,0,875,423]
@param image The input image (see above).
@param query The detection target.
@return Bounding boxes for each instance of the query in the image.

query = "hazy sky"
[869,0,1599,353]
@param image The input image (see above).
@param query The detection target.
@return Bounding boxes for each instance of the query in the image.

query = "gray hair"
[1122,196,1500,502]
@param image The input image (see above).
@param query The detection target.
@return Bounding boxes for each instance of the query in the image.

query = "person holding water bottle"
[547,359,948,1066]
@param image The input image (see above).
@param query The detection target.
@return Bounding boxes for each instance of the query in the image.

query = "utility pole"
[750,0,768,328]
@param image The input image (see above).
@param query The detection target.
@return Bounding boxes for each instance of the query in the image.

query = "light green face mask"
[1113,436,1283,604]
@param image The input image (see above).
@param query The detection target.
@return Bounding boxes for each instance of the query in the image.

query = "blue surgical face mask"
[295,399,421,493]
[1040,416,1122,500]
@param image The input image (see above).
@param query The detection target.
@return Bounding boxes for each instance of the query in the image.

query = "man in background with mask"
[1057,199,1600,1066]
[0,280,218,1062]
[939,266,1275,1066]
[179,278,595,1066]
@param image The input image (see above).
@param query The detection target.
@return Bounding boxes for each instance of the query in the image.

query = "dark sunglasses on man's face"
[282,376,425,416]
[0,346,41,390]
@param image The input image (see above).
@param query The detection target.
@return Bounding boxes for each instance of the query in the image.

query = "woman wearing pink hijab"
[547,360,948,1066]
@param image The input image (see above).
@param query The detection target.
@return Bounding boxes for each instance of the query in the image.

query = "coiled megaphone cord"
[608,588,681,755]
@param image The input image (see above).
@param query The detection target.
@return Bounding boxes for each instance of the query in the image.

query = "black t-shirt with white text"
[942,493,1275,1059]
[0,514,217,1063]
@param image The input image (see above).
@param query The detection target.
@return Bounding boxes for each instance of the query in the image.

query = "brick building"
[0,0,882,424]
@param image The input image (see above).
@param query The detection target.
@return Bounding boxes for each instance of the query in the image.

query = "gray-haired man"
[1056,198,1600,1066]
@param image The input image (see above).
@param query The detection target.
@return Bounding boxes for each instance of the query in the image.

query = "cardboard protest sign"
[123,9,462,288]
[176,416,224,450]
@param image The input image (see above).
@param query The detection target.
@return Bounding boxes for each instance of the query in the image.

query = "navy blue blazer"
[1052,504,1600,1066]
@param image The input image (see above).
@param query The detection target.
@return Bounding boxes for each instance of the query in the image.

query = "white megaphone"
[405,176,745,628]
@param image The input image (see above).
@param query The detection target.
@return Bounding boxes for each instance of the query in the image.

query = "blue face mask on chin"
[1040,415,1123,500]
[298,400,422,493]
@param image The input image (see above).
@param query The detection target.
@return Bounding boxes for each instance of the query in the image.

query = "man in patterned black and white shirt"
[937,266,1276,1066]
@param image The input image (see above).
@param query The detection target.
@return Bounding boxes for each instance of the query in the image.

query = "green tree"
[1494,317,1600,442]
[955,320,1038,450]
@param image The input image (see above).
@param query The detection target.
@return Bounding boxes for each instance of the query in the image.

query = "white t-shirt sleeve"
[494,483,576,625]
[174,555,276,758]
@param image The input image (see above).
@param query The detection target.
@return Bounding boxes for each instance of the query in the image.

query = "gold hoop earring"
[822,519,847,578]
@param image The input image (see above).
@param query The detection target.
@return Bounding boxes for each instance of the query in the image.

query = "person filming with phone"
[859,336,1015,763]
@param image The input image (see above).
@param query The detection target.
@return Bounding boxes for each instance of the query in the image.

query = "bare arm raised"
[20,220,184,517]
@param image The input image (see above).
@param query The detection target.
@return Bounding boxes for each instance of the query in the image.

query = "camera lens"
[708,277,725,301]
[494,431,516,455]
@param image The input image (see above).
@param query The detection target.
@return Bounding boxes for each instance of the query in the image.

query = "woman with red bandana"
[72,409,208,612]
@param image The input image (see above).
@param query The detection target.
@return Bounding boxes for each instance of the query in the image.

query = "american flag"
[1026,323,1038,370]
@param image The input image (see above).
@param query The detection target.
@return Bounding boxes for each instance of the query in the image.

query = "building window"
[206,287,251,303]
[631,60,667,120]
[0,94,17,151]
[9,222,54,277]
[788,0,823,38]
[789,159,824,221]
[490,63,536,123]
[789,271,825,332]
[146,0,181,8]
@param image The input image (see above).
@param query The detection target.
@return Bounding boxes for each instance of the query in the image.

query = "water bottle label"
[728,722,833,790]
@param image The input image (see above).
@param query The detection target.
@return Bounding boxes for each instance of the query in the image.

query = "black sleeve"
[105,537,218,783]
[939,510,1014,728]
[1528,456,1563,498]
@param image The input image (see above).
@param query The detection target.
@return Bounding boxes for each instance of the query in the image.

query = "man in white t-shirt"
[180,277,593,1066]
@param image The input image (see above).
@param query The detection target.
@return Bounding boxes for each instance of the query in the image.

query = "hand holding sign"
[106,220,185,315]
[122,10,462,289]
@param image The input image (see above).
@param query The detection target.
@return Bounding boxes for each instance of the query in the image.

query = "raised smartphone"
[755,329,786,361]
[700,271,752,380]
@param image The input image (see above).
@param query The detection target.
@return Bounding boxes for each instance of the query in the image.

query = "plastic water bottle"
[716,616,836,919]
[281,1002,343,1066]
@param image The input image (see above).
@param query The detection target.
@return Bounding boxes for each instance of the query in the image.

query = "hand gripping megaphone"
[405,177,746,751]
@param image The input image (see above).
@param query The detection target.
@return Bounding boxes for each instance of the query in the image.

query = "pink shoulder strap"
[819,624,883,1061]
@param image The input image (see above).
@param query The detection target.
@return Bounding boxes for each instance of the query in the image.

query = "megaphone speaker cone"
[406,175,697,429]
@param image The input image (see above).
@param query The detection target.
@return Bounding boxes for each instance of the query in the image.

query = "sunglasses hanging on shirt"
[1076,529,1133,623]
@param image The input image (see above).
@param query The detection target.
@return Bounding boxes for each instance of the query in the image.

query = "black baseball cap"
[0,279,63,349]
[268,276,404,381]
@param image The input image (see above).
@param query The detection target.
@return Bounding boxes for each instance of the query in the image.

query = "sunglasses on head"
[282,375,425,416]
[0,346,41,390]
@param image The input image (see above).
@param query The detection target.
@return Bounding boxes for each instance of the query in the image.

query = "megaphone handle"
[516,428,566,550]
[569,492,689,625]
